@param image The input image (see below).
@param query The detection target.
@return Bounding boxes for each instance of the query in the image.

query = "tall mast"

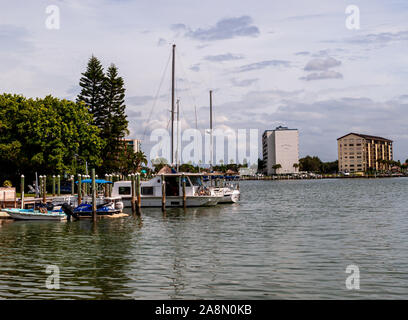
[171,44,176,166]
[210,90,213,170]
[194,105,198,129]
[176,98,180,172]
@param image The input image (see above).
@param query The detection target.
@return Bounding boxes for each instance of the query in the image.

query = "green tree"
[272,164,282,173]
[118,147,148,175]
[299,156,322,172]
[77,55,106,129]
[134,151,148,171]
[0,94,103,184]
[152,157,169,173]
[179,163,197,173]
[101,64,129,172]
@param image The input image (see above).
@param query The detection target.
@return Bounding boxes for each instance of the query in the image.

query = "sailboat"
[206,90,241,204]
[112,44,223,208]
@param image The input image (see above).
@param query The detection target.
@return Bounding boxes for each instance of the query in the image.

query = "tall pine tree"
[77,55,106,130]
[77,57,129,173]
[101,64,129,172]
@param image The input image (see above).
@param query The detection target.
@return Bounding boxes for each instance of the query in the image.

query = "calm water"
[1,178,408,299]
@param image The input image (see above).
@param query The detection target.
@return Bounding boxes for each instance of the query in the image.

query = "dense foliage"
[0,94,104,184]
[299,155,338,173]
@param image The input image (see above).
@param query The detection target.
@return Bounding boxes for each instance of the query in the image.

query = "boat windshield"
[189,176,202,186]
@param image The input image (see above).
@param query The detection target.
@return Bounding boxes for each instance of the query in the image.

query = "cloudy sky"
[1,0,407,163]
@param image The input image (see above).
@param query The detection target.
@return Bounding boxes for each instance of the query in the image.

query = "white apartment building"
[262,126,299,175]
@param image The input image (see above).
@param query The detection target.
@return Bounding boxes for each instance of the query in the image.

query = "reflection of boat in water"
[3,208,67,221]
[112,173,223,208]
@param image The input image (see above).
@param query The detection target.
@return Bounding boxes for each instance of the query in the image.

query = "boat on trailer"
[112,173,223,208]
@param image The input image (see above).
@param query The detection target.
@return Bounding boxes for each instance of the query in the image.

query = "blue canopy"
[75,179,113,184]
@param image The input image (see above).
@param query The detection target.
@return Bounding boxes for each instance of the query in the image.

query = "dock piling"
[109,174,113,197]
[131,174,136,214]
[71,175,74,196]
[91,169,96,222]
[78,174,82,205]
[43,175,47,204]
[57,175,60,196]
[161,174,166,211]
[136,173,141,214]
[52,175,56,196]
[105,174,109,197]
[182,173,186,208]
[20,174,24,209]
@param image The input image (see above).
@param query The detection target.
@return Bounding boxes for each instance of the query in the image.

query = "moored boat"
[112,173,223,208]
[3,208,67,221]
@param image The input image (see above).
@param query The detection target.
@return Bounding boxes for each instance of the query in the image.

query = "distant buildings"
[337,133,393,173]
[123,139,141,153]
[262,126,299,175]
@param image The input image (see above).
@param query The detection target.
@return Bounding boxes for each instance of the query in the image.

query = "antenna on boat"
[171,44,176,167]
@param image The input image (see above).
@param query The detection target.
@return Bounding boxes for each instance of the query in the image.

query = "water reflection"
[1,178,408,299]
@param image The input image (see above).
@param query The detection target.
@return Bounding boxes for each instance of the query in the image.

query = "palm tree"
[135,151,148,171]
[272,163,282,174]
[293,163,299,172]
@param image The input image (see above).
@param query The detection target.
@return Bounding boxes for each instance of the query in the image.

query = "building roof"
[263,126,298,135]
[337,132,393,142]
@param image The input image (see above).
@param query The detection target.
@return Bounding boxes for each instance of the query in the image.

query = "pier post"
[57,175,60,196]
[110,174,113,197]
[105,174,109,197]
[182,173,186,208]
[20,174,24,209]
[52,175,56,196]
[91,169,96,222]
[43,175,47,204]
[161,174,166,211]
[39,175,42,201]
[136,173,141,214]
[71,175,74,196]
[131,174,136,214]
[84,175,88,196]
[78,174,82,205]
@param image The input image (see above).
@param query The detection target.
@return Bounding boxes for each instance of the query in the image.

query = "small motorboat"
[73,202,122,217]
[3,208,67,221]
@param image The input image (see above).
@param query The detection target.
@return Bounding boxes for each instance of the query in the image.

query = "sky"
[0,0,407,164]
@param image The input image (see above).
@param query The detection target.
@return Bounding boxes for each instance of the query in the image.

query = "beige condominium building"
[262,126,299,175]
[337,133,393,173]
[123,139,141,153]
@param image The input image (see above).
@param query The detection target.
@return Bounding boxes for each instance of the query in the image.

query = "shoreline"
[240,175,407,181]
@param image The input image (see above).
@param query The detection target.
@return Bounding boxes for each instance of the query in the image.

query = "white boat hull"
[5,209,67,221]
[120,196,221,208]
[212,189,240,204]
